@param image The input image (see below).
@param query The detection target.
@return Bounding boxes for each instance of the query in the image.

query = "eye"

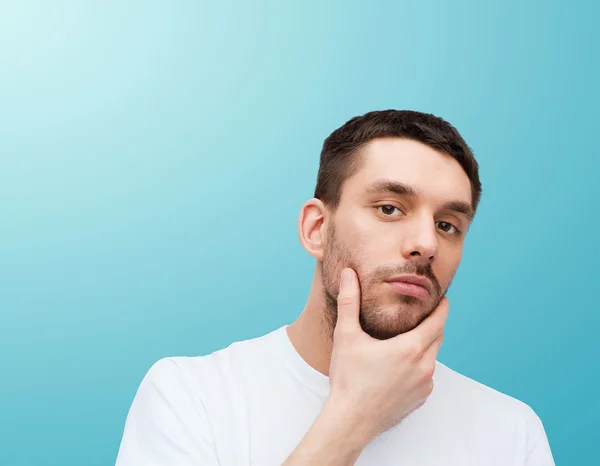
[436,221,460,235]
[378,205,403,216]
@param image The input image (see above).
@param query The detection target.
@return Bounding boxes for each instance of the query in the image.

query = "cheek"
[323,244,368,295]
[435,250,463,284]
[356,233,398,271]
[352,219,389,251]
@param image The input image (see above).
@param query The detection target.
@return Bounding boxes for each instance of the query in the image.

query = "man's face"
[321,138,474,340]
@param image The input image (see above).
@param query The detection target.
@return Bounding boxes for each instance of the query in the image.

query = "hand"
[327,267,449,439]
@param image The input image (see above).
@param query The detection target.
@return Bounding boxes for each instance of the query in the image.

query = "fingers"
[335,268,361,334]
[404,296,449,350]
[422,331,444,363]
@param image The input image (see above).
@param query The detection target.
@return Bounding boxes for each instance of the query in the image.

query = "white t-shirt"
[116,326,555,465]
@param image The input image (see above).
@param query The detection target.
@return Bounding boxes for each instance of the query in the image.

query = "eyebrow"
[441,200,475,221]
[365,179,475,221]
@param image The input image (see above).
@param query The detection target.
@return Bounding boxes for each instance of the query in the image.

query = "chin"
[361,325,407,341]
[360,316,417,340]
[359,302,426,339]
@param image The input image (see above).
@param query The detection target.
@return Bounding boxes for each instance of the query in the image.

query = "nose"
[401,217,438,264]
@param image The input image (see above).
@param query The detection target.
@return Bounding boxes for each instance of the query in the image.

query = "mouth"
[385,275,432,299]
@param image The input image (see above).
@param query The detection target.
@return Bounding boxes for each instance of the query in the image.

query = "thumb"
[335,268,361,332]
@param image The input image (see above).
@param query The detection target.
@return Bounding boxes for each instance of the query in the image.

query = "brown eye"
[378,205,402,216]
[436,221,458,234]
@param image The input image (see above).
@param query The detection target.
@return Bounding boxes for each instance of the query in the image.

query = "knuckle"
[425,379,435,396]
[403,343,419,360]
[334,324,354,340]
[419,363,435,382]
[337,295,354,307]
[407,338,426,360]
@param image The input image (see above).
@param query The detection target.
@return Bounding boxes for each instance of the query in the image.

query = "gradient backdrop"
[1,1,598,465]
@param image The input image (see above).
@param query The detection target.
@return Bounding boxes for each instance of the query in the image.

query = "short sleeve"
[115,358,220,466]
[524,410,555,466]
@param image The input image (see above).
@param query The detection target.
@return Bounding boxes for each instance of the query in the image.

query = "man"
[115,110,554,465]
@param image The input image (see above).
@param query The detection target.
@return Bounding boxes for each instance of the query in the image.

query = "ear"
[298,198,329,261]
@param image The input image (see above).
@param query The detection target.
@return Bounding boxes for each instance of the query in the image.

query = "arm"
[282,398,375,465]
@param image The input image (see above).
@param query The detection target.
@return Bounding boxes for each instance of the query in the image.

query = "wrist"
[318,395,377,451]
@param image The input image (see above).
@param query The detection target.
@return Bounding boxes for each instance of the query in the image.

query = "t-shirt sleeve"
[524,410,555,466]
[115,358,220,466]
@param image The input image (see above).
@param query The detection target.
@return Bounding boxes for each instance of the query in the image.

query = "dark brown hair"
[314,109,482,214]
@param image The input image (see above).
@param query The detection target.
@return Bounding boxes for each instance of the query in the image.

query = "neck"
[286,264,335,376]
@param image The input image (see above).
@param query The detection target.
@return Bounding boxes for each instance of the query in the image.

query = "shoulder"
[123,328,283,435]
[433,360,546,433]
[142,326,284,394]
[426,362,554,462]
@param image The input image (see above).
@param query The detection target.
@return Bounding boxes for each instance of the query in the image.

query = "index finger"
[334,268,362,334]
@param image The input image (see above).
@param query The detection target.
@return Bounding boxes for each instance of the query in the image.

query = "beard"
[321,222,449,341]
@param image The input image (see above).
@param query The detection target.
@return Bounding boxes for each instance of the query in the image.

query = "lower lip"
[386,281,430,298]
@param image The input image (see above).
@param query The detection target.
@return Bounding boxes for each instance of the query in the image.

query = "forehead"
[345,138,473,205]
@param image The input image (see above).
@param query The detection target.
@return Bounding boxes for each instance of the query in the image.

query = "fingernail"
[341,269,352,285]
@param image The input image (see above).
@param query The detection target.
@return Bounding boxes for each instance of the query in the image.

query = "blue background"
[1,1,598,464]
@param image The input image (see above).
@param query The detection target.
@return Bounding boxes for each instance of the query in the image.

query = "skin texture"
[283,137,474,464]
